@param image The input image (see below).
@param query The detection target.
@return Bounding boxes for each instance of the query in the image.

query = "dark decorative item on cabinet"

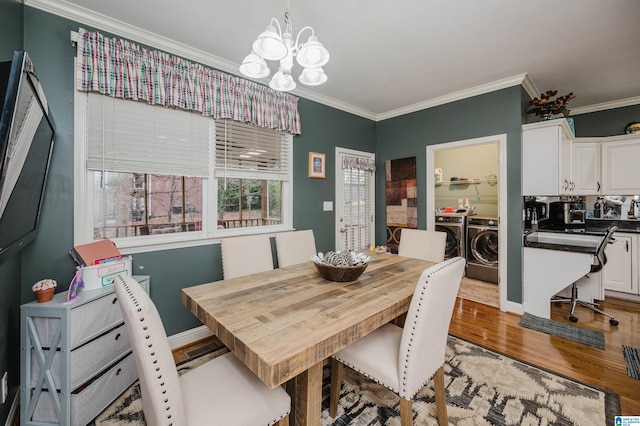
[528,90,575,120]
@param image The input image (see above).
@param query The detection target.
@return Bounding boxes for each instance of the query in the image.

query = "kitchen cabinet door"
[522,119,573,196]
[601,136,640,194]
[572,142,601,195]
[602,234,635,294]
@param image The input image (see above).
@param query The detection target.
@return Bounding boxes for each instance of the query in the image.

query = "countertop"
[523,231,601,254]
[526,218,640,235]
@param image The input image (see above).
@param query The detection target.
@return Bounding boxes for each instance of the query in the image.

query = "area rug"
[622,345,640,380]
[519,312,606,350]
[92,335,619,425]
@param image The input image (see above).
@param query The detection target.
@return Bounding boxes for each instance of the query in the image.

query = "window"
[214,120,292,233]
[75,93,292,250]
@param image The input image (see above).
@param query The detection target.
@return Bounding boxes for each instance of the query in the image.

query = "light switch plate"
[323,201,333,211]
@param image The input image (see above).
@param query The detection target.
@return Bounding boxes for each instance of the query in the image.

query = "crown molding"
[377,73,533,121]
[570,96,640,116]
[520,73,539,101]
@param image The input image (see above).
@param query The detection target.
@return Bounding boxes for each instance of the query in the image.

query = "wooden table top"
[181,252,433,388]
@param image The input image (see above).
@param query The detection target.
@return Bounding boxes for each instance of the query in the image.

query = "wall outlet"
[1,371,7,404]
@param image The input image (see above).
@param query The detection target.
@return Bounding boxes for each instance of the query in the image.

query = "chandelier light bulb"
[296,36,330,69]
[252,23,287,61]
[299,67,327,86]
[239,52,271,79]
[269,69,296,91]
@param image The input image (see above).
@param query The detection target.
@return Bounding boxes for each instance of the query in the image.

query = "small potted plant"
[32,279,57,303]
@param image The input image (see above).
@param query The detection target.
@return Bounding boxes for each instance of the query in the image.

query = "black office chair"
[553,226,619,326]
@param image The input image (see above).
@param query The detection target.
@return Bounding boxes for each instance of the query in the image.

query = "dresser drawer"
[31,291,123,348]
[30,322,131,389]
[32,352,137,426]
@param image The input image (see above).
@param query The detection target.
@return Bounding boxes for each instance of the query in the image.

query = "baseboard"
[3,388,18,426]
[506,301,524,315]
[605,290,640,303]
[167,325,213,350]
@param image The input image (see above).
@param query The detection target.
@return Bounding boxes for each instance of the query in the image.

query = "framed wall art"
[308,151,326,178]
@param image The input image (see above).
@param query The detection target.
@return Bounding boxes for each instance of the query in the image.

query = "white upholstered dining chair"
[398,228,447,262]
[329,256,466,426]
[275,229,317,267]
[114,274,290,426]
[220,234,274,279]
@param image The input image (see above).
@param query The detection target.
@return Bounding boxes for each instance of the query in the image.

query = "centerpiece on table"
[311,250,370,282]
[32,279,57,303]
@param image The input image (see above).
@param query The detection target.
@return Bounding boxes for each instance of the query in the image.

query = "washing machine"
[435,213,466,260]
[466,216,499,283]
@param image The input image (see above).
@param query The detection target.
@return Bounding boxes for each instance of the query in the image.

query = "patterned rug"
[92,336,619,425]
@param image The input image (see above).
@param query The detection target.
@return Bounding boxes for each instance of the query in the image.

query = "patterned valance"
[342,155,376,171]
[75,28,301,135]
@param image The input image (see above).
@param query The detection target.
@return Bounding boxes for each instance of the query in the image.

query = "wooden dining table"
[181,252,434,426]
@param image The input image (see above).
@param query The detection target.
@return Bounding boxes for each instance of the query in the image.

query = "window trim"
[74,86,293,254]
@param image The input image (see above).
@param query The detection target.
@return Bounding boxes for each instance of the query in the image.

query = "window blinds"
[342,167,373,251]
[85,93,211,178]
[214,120,290,181]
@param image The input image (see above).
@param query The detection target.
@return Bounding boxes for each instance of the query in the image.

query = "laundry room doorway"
[426,134,507,311]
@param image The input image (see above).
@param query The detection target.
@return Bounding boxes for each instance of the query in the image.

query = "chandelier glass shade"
[240,7,329,92]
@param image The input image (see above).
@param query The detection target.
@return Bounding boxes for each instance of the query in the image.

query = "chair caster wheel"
[610,319,619,326]
[569,316,578,323]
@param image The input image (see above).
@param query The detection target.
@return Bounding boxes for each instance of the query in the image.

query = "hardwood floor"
[458,275,499,307]
[176,283,640,417]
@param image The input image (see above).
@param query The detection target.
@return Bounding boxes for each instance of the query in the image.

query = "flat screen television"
[0,51,55,264]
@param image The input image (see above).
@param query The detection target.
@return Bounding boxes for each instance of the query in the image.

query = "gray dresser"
[20,275,150,425]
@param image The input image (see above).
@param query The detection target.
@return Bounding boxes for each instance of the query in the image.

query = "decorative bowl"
[313,261,368,282]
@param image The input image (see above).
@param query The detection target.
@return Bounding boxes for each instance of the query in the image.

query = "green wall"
[0,0,24,416]
[572,104,640,137]
[376,87,525,302]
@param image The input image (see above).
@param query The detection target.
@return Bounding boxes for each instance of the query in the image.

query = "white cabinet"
[522,119,574,196]
[21,276,150,426]
[602,233,636,294]
[601,135,640,194]
[571,140,601,195]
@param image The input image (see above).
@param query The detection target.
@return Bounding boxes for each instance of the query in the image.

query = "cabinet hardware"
[626,241,629,252]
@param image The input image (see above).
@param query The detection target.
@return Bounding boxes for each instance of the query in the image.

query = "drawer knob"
[112,297,118,304]
[115,333,121,341]
[116,368,122,376]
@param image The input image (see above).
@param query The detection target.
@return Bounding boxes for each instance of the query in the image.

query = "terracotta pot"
[35,287,55,303]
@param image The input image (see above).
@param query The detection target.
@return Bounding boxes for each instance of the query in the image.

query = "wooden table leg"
[285,362,323,426]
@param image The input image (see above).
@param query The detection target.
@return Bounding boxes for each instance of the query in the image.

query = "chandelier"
[239,1,330,92]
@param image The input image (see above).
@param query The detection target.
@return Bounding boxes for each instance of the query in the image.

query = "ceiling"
[28,0,640,120]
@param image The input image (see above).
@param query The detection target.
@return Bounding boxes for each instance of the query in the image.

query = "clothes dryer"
[435,213,466,260]
[466,216,498,283]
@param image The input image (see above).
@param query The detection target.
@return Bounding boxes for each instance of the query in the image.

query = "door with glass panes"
[335,148,375,252]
